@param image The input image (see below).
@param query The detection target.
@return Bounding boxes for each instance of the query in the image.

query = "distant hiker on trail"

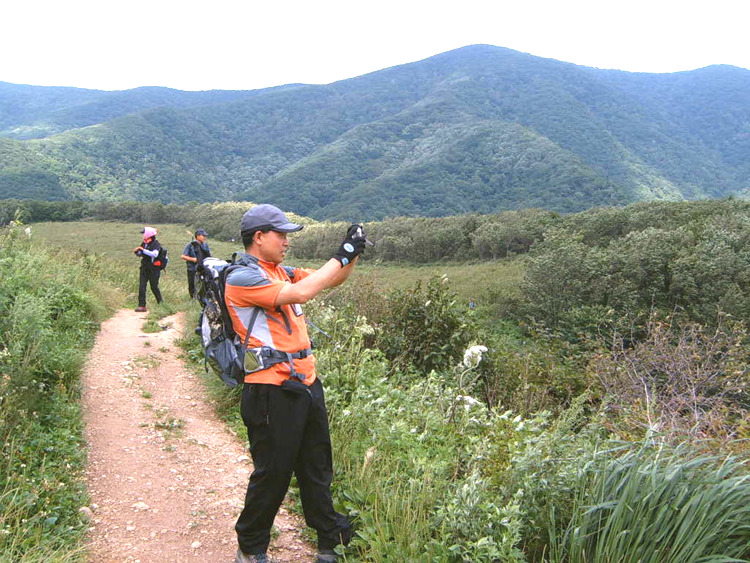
[133,226,164,312]
[227,204,366,563]
[180,228,211,298]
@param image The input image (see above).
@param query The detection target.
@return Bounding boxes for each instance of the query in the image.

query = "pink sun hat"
[141,226,157,241]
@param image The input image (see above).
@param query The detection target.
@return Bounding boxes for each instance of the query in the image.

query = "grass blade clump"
[551,440,750,563]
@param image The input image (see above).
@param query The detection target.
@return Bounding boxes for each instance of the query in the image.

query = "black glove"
[333,224,367,266]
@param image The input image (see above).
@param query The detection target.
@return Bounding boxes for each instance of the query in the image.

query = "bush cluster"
[521,204,750,333]
[0,199,192,226]
[290,209,555,263]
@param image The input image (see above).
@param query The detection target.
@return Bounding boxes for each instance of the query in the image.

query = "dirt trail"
[81,309,314,562]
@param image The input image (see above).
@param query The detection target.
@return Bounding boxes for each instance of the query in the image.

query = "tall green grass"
[0,225,108,561]
[549,442,750,562]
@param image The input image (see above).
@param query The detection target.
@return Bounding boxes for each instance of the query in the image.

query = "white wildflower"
[356,316,375,336]
[462,345,488,368]
[25,227,32,237]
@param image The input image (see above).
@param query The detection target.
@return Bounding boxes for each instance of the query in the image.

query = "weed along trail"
[81,309,313,562]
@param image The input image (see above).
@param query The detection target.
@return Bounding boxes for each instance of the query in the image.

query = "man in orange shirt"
[227,204,366,563]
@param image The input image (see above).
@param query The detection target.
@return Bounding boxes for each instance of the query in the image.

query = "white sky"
[3,0,748,92]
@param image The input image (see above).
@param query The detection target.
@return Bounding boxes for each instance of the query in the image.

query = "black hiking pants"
[236,379,351,555]
[187,268,196,299]
[138,266,163,307]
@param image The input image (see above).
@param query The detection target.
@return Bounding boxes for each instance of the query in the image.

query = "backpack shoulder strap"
[221,262,262,382]
[220,260,263,341]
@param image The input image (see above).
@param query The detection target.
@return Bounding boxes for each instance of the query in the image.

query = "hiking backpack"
[195,255,323,387]
[195,257,249,387]
[154,246,169,270]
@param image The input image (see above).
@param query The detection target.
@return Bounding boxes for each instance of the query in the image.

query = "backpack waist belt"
[244,346,313,381]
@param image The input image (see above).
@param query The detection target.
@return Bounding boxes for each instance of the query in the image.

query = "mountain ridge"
[1,44,748,220]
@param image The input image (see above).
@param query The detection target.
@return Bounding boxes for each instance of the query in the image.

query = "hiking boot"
[315,549,339,562]
[235,548,275,563]
[134,306,147,312]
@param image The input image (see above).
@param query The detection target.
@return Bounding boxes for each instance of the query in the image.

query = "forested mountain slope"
[0,82,266,139]
[1,45,748,219]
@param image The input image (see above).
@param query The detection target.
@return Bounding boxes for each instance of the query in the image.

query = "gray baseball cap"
[195,228,208,237]
[240,204,303,234]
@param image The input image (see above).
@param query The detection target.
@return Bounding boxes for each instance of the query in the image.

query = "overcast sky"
[3,0,747,92]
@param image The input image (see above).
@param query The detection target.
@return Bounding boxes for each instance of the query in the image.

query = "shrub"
[476,325,590,414]
[591,313,750,442]
[521,201,750,337]
[376,276,474,374]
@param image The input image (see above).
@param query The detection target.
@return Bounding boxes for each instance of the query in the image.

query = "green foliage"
[291,211,552,264]
[0,169,68,201]
[317,328,526,561]
[377,276,473,373]
[0,224,105,560]
[1,406,89,561]
[485,397,613,560]
[0,199,192,227]
[475,323,589,414]
[432,473,525,562]
[521,199,750,333]
[313,306,750,562]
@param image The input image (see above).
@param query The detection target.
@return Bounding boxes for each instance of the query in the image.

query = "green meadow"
[29,220,525,305]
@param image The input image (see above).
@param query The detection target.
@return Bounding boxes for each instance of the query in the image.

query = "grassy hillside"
[1,46,749,218]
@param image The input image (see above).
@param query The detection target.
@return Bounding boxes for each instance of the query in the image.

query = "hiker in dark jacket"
[133,226,164,312]
[180,228,211,298]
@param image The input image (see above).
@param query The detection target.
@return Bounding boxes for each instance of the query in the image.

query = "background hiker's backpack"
[153,246,169,270]
[195,257,252,387]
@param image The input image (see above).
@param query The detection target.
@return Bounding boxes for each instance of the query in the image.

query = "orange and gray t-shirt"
[224,253,316,386]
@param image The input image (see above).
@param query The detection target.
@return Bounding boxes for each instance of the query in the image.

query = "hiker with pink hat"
[133,226,165,312]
